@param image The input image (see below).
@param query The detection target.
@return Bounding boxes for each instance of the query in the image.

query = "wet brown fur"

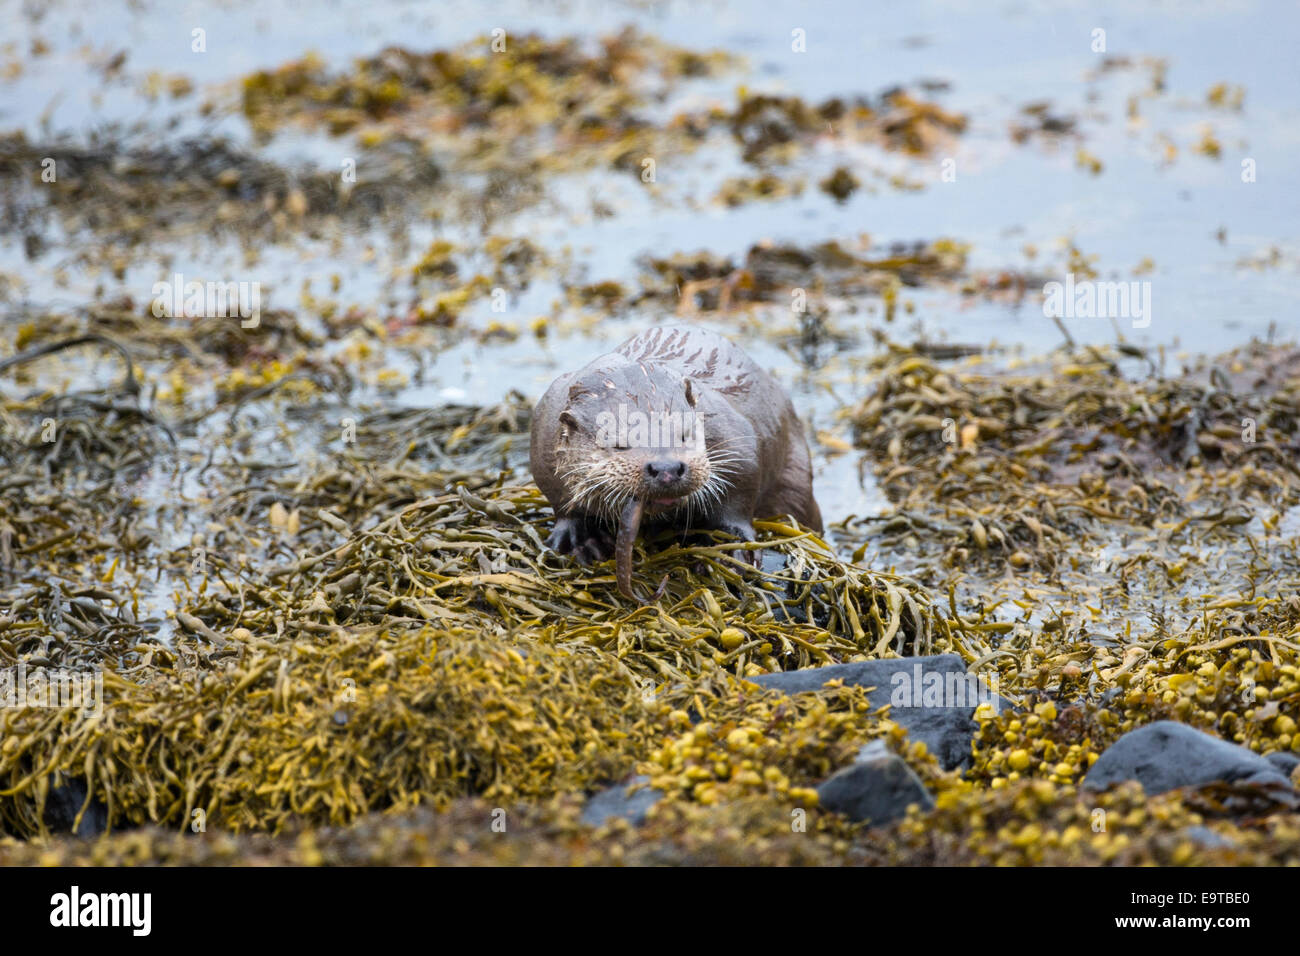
[530,326,822,592]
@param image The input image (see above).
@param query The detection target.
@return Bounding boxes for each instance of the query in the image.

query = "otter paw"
[546,517,613,565]
[545,517,583,554]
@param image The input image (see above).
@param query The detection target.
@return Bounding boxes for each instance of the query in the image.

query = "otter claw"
[545,518,582,554]
[546,517,614,565]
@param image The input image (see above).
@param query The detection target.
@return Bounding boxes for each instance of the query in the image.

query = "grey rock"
[1098,686,1124,708]
[1084,721,1295,795]
[816,741,934,826]
[1177,825,1238,851]
[1265,751,1300,779]
[43,778,108,837]
[749,654,1012,770]
[581,775,663,827]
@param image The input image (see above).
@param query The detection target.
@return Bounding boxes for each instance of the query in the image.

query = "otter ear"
[683,378,697,408]
[559,411,580,433]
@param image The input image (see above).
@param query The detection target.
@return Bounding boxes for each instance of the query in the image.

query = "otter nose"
[645,459,687,484]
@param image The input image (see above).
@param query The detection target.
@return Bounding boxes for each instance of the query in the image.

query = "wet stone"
[580,775,663,827]
[816,740,934,826]
[1178,825,1239,851]
[1084,721,1296,795]
[748,654,1013,770]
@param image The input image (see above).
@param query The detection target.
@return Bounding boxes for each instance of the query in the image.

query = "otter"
[530,326,822,598]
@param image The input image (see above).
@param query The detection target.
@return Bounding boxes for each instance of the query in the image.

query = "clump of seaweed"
[725,89,965,163]
[846,344,1300,572]
[238,30,734,176]
[0,132,441,249]
[715,172,806,207]
[819,166,860,202]
[882,779,1300,866]
[835,340,1300,830]
[639,680,935,809]
[640,238,968,314]
[185,475,955,676]
[0,627,660,835]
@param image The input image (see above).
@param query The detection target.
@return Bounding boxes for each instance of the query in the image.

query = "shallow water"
[1,0,1297,526]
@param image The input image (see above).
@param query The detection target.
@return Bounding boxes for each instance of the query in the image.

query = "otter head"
[553,363,729,522]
